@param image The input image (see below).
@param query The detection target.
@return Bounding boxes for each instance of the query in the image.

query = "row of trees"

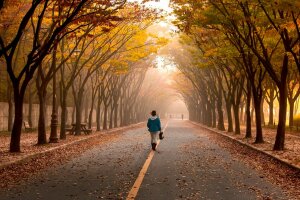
[0,0,166,152]
[172,0,300,150]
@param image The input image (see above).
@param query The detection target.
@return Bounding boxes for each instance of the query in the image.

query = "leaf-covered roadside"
[213,123,300,169]
[192,124,300,199]
[0,124,143,189]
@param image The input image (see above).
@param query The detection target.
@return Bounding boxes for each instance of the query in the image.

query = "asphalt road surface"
[0,120,286,200]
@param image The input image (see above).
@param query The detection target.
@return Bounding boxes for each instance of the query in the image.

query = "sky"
[129,0,172,12]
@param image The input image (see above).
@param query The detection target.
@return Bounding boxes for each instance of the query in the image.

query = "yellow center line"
[126,121,169,200]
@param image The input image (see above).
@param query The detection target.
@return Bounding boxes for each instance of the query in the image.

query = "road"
[0,120,286,200]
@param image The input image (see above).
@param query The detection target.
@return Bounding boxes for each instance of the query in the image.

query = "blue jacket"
[147,116,161,132]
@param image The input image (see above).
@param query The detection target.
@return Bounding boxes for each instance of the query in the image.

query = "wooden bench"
[84,128,92,135]
[65,125,74,135]
[67,123,92,135]
[81,123,92,135]
[23,121,33,132]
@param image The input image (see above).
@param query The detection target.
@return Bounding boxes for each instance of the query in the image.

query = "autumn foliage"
[0,0,165,152]
[171,0,300,150]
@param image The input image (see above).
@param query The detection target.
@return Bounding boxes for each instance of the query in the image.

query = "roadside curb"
[0,122,144,170]
[190,121,300,172]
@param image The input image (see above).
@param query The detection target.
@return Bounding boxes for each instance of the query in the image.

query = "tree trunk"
[126,106,130,125]
[274,85,287,150]
[212,100,216,128]
[10,91,24,152]
[88,105,94,129]
[28,85,33,127]
[233,105,240,134]
[114,102,118,128]
[84,96,89,123]
[103,105,108,130]
[202,103,206,124]
[96,89,101,131]
[251,105,255,124]
[268,88,275,126]
[60,91,68,139]
[273,62,288,150]
[75,90,84,135]
[245,81,252,138]
[253,95,263,143]
[225,101,233,132]
[7,85,14,132]
[88,97,95,129]
[120,97,124,126]
[260,97,265,126]
[206,101,212,127]
[273,55,288,150]
[217,103,225,131]
[72,105,75,124]
[37,87,47,145]
[240,103,244,125]
[109,104,113,129]
[217,87,225,131]
[198,104,202,123]
[289,99,295,128]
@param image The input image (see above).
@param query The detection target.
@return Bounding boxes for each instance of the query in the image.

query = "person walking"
[147,110,161,151]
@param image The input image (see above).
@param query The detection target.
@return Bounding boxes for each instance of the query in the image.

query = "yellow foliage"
[203,48,218,58]
[294,114,300,124]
